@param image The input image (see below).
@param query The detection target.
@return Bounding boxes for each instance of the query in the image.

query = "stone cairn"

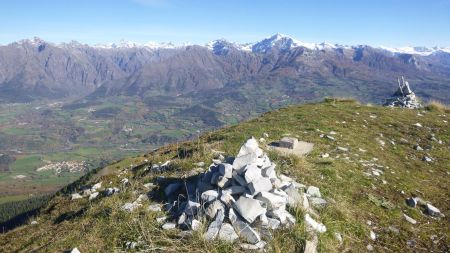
[159,137,327,250]
[384,76,422,109]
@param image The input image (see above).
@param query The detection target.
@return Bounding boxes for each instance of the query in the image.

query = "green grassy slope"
[0,100,448,252]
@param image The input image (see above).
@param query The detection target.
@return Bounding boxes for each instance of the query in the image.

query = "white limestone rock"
[220,191,235,207]
[71,193,83,200]
[320,153,330,158]
[261,164,277,179]
[334,232,343,244]
[156,216,167,223]
[121,178,129,185]
[306,186,321,198]
[422,156,432,162]
[162,222,176,230]
[337,146,349,152]
[205,200,225,220]
[279,174,294,182]
[125,241,138,249]
[233,153,260,172]
[70,248,81,253]
[218,223,239,242]
[233,197,266,223]
[104,187,120,196]
[177,213,187,225]
[201,190,219,203]
[304,235,318,253]
[256,191,286,210]
[403,214,417,224]
[266,217,281,229]
[413,145,423,151]
[309,197,328,208]
[426,203,442,217]
[229,208,261,244]
[121,202,141,212]
[191,219,201,231]
[135,194,148,203]
[268,207,290,224]
[91,182,102,191]
[89,192,99,200]
[302,193,310,209]
[283,184,303,208]
[236,137,263,158]
[240,241,267,250]
[244,164,262,183]
[370,230,376,241]
[248,177,273,195]
[305,214,327,233]
[204,209,225,240]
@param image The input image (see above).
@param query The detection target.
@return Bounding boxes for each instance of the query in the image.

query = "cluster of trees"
[0,154,15,172]
[0,194,51,232]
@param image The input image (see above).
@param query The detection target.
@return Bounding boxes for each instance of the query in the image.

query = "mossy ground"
[1,100,448,252]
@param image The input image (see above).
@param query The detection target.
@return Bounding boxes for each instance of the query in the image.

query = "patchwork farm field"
[0,85,301,204]
[0,97,182,202]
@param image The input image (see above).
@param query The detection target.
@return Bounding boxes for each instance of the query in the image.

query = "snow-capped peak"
[252,33,298,53]
[144,41,177,49]
[251,33,337,53]
[206,39,252,54]
[94,40,140,49]
[16,37,48,46]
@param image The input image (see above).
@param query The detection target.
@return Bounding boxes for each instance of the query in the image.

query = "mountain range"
[1,33,449,103]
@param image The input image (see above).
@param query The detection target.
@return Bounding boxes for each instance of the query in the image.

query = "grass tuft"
[425,100,449,112]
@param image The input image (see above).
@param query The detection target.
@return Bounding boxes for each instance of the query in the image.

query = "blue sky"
[1,0,449,47]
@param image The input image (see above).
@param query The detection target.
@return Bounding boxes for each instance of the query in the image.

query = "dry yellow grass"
[425,100,449,112]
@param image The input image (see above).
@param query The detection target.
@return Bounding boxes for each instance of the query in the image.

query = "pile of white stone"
[384,76,422,109]
[159,137,327,250]
[71,181,120,201]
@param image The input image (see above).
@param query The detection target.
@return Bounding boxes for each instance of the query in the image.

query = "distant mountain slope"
[0,34,449,103]
[0,38,174,102]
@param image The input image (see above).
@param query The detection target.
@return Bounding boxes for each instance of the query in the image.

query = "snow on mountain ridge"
[205,39,252,54]
[93,40,180,49]
[379,45,450,56]
[6,35,450,55]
